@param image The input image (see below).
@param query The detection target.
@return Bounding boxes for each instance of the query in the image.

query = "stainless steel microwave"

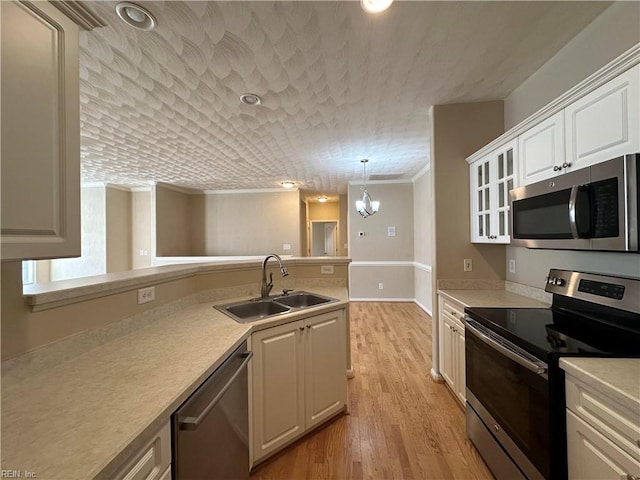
[509,154,639,251]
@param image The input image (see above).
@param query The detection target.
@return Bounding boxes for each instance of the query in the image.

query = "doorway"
[310,221,338,256]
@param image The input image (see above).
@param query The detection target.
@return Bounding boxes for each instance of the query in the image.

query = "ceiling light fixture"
[281,181,295,189]
[115,2,157,31]
[318,196,328,203]
[355,159,380,218]
[240,93,262,106]
[360,0,393,14]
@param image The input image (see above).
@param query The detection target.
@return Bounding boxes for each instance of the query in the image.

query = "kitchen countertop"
[437,289,550,309]
[1,287,348,480]
[560,357,640,413]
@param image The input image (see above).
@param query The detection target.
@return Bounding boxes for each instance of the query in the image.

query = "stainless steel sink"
[221,299,290,323]
[215,291,338,324]
[272,292,333,308]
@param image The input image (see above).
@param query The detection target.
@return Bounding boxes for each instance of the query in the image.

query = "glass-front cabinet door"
[470,140,518,243]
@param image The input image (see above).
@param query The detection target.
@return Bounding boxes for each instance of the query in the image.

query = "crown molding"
[348,179,413,186]
[466,43,640,164]
[411,163,431,182]
[202,188,299,195]
[155,182,203,195]
[50,1,107,30]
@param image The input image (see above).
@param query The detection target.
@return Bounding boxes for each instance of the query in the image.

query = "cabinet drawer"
[116,422,171,480]
[566,376,640,461]
[442,299,465,323]
[567,410,640,479]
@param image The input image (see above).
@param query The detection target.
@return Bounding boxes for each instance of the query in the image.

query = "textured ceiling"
[79,1,610,197]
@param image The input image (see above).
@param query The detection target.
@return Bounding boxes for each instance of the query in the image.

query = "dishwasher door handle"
[179,351,253,431]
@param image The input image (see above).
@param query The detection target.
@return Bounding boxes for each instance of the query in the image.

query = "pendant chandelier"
[355,159,380,218]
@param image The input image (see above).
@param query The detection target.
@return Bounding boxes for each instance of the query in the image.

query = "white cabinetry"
[114,422,172,480]
[470,139,518,243]
[518,111,565,185]
[566,375,640,480]
[438,295,465,405]
[251,310,347,463]
[565,65,640,170]
[1,0,82,260]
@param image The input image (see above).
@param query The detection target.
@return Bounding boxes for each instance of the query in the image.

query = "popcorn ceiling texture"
[78,1,608,193]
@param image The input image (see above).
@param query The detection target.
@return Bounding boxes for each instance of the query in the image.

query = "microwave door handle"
[465,320,547,376]
[568,185,580,239]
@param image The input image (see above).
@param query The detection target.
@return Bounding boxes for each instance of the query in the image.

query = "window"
[22,260,35,285]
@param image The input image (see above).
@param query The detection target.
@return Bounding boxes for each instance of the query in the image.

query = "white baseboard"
[413,299,433,316]
[430,368,444,383]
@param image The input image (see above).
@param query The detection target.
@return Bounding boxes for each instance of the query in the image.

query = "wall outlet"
[463,259,473,272]
[509,259,516,273]
[138,286,155,304]
[378,283,384,290]
[321,265,334,274]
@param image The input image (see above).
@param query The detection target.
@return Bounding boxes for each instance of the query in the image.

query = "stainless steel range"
[464,269,640,479]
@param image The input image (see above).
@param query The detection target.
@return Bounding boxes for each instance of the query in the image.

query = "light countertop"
[438,289,550,309]
[1,287,349,480]
[560,357,640,413]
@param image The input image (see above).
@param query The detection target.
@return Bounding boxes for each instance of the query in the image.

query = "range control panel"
[578,279,625,300]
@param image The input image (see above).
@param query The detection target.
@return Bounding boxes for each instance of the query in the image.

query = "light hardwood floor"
[250,302,492,480]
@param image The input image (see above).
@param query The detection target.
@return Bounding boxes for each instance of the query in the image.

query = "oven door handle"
[465,319,548,376]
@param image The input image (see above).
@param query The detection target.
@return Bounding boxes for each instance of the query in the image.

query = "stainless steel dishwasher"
[172,341,252,480]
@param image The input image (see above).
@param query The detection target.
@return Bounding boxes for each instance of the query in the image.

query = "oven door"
[465,319,550,480]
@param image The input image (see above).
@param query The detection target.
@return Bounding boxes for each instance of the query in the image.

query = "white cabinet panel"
[115,422,171,480]
[438,296,466,405]
[470,139,517,243]
[566,65,640,170]
[567,411,640,480]
[251,309,347,464]
[518,111,565,185]
[1,0,80,260]
[252,321,305,461]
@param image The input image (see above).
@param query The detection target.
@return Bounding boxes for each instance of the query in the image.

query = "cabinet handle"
[562,162,572,169]
[450,311,457,316]
[625,475,638,480]
[553,165,562,172]
[299,326,305,331]
[306,325,311,329]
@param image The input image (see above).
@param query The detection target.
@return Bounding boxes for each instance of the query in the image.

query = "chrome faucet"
[261,254,289,298]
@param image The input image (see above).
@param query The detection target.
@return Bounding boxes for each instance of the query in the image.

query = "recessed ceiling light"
[115,2,157,31]
[360,0,393,14]
[318,196,328,203]
[281,181,295,189]
[240,93,262,106]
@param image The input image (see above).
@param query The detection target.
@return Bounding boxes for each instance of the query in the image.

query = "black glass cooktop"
[465,306,640,362]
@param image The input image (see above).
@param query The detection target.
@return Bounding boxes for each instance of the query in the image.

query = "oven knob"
[546,276,554,284]
[554,278,566,286]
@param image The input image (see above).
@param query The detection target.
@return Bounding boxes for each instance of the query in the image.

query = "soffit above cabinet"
[78,1,610,194]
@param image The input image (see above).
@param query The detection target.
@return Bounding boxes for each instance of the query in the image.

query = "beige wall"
[307,200,348,257]
[203,190,301,256]
[504,1,640,287]
[155,185,193,257]
[348,182,414,299]
[413,168,433,313]
[504,2,640,128]
[106,187,132,273]
[338,195,348,256]
[131,190,152,269]
[432,102,506,283]
[48,187,106,281]
[300,200,309,256]
[189,194,206,256]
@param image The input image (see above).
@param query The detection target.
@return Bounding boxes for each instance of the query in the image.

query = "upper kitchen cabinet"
[565,65,640,170]
[518,111,565,185]
[1,1,103,261]
[470,139,518,244]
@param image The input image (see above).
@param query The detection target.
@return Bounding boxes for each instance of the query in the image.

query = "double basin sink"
[215,291,339,323]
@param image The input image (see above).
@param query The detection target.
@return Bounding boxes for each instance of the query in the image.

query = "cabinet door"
[567,410,640,480]
[440,314,456,389]
[493,141,518,243]
[565,65,640,171]
[304,310,347,429]
[518,111,565,185]
[1,1,80,260]
[252,321,305,462]
[454,328,466,404]
[470,156,493,242]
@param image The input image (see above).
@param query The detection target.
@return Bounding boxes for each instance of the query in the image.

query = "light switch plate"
[283,243,291,251]
[463,259,473,272]
[387,226,396,237]
[509,259,516,273]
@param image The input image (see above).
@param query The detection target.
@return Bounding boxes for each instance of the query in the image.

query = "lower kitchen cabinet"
[438,295,466,405]
[565,375,640,479]
[114,421,171,480]
[251,309,347,464]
